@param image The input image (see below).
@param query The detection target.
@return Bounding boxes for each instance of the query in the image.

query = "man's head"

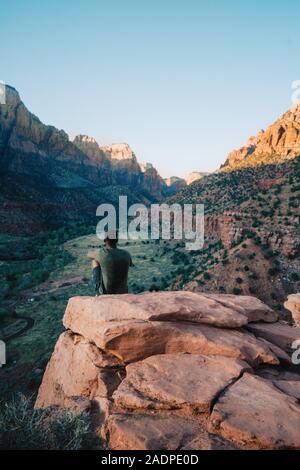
[104,229,118,248]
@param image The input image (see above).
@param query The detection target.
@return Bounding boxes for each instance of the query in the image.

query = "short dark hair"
[105,237,118,248]
[104,229,118,247]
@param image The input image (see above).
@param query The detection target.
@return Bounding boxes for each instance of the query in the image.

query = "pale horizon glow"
[1,0,300,178]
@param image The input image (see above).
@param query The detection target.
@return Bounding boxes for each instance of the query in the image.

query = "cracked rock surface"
[35,292,300,450]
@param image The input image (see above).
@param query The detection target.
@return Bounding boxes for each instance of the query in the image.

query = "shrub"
[232,287,243,295]
[0,394,100,450]
[136,285,145,293]
[149,284,159,292]
[249,272,259,280]
[235,277,243,284]
[0,307,9,320]
[0,279,9,301]
[263,249,274,259]
[268,267,279,277]
[203,272,211,280]
[291,272,299,282]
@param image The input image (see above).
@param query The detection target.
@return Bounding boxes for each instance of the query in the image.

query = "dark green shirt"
[95,246,132,294]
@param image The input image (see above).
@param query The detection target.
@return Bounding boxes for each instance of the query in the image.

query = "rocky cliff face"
[0,85,168,195]
[164,172,210,196]
[203,210,300,258]
[35,291,300,450]
[72,135,113,185]
[101,143,142,187]
[73,135,110,166]
[0,86,104,187]
[0,86,170,233]
[164,176,187,196]
[166,103,300,302]
[185,171,210,185]
[223,103,300,170]
[140,162,167,199]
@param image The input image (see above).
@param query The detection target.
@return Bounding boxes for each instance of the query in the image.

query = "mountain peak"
[73,134,109,166]
[185,171,210,185]
[100,143,137,162]
[222,104,300,170]
[290,100,300,117]
[1,84,21,107]
[73,135,99,147]
[140,162,154,172]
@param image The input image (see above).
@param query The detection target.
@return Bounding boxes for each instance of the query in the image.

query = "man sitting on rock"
[87,230,133,295]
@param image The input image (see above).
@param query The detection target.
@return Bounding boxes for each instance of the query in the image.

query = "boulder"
[201,293,278,323]
[64,291,271,330]
[272,380,300,400]
[35,291,300,450]
[247,322,300,353]
[209,373,300,449]
[113,354,251,413]
[107,413,201,450]
[35,331,123,409]
[62,319,279,366]
[284,293,300,326]
[256,337,292,364]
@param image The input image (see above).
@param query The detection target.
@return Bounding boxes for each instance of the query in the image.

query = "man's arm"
[87,250,95,260]
[88,250,100,269]
[87,250,98,260]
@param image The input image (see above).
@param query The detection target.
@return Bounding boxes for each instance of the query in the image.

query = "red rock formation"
[33,292,300,450]
[222,103,300,170]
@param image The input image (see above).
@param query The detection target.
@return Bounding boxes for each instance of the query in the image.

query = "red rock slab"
[201,293,278,323]
[107,413,201,450]
[272,380,300,400]
[64,291,255,329]
[62,318,279,366]
[113,354,251,413]
[209,373,300,449]
[247,322,300,353]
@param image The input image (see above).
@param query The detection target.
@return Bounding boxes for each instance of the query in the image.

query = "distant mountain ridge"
[0,85,169,232]
[164,171,210,195]
[0,86,166,197]
[72,136,166,198]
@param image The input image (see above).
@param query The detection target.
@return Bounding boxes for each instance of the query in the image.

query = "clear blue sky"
[1,0,300,177]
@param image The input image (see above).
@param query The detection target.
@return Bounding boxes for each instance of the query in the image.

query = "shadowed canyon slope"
[167,104,300,307]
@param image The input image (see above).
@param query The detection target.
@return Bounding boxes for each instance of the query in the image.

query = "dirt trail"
[0,315,35,342]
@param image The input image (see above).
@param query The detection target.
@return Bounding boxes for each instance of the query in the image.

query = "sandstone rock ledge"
[35,291,300,450]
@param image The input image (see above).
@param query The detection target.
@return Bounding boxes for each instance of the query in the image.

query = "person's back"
[96,246,132,294]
